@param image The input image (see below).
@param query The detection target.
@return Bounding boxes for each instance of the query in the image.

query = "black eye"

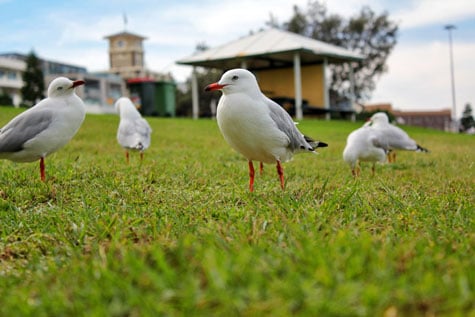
[57,87,63,91]
[231,75,239,81]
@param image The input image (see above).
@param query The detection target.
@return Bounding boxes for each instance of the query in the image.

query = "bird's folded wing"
[0,109,53,152]
[135,118,152,136]
[265,97,306,150]
[370,134,389,152]
[386,126,417,149]
[118,120,136,139]
[118,119,148,148]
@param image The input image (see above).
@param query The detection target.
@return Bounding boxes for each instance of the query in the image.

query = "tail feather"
[314,141,328,148]
[304,135,328,151]
[416,144,429,153]
[135,142,144,151]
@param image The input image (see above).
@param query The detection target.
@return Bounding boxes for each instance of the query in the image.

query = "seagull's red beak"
[72,80,85,88]
[205,82,226,92]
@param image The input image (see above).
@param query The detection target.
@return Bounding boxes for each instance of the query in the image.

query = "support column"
[100,78,107,107]
[349,62,356,122]
[323,58,330,120]
[293,53,303,120]
[191,67,199,119]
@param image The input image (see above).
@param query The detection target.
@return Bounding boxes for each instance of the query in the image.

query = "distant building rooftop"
[103,31,147,40]
[0,52,87,75]
[363,103,452,131]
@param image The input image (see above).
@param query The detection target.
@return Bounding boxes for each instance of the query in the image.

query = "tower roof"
[104,31,147,40]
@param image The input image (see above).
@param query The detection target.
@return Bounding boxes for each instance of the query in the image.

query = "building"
[0,52,87,75]
[364,103,452,131]
[2,29,174,115]
[104,31,170,81]
[0,56,25,106]
[0,52,125,112]
[104,31,147,80]
[394,109,452,131]
[177,28,364,120]
[103,30,176,116]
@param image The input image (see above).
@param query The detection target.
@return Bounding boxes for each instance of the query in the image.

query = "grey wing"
[370,130,389,152]
[386,125,417,150]
[118,118,151,148]
[135,118,151,137]
[135,118,152,147]
[117,120,136,147]
[264,96,312,151]
[0,109,53,152]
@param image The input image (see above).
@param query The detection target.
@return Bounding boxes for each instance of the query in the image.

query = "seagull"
[205,68,327,192]
[115,97,152,163]
[368,112,429,162]
[343,126,389,176]
[0,77,85,181]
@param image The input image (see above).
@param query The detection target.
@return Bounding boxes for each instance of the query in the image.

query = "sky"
[1,0,474,118]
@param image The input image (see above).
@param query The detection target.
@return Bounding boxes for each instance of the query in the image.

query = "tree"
[176,43,222,117]
[267,1,399,106]
[176,68,222,117]
[460,103,475,132]
[21,51,45,107]
[0,92,13,106]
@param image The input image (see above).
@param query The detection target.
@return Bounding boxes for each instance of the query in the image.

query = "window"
[7,71,17,79]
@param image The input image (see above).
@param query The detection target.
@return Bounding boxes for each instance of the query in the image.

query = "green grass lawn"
[0,106,473,316]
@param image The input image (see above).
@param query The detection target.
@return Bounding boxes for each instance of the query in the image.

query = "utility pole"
[444,24,457,129]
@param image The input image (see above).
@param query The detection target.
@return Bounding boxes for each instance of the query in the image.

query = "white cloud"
[103,0,311,80]
[325,0,387,17]
[370,40,475,118]
[325,0,475,28]
[393,0,475,29]
[131,0,308,46]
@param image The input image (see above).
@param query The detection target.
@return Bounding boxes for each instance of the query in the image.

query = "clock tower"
[104,31,147,80]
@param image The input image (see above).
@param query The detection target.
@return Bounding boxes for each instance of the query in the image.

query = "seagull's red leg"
[248,160,255,192]
[259,162,264,175]
[125,151,129,164]
[276,160,284,190]
[371,163,376,176]
[140,151,144,161]
[387,151,396,163]
[40,157,46,182]
[352,163,360,177]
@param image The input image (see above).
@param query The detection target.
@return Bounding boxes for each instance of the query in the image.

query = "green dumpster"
[127,78,176,117]
[155,81,176,117]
